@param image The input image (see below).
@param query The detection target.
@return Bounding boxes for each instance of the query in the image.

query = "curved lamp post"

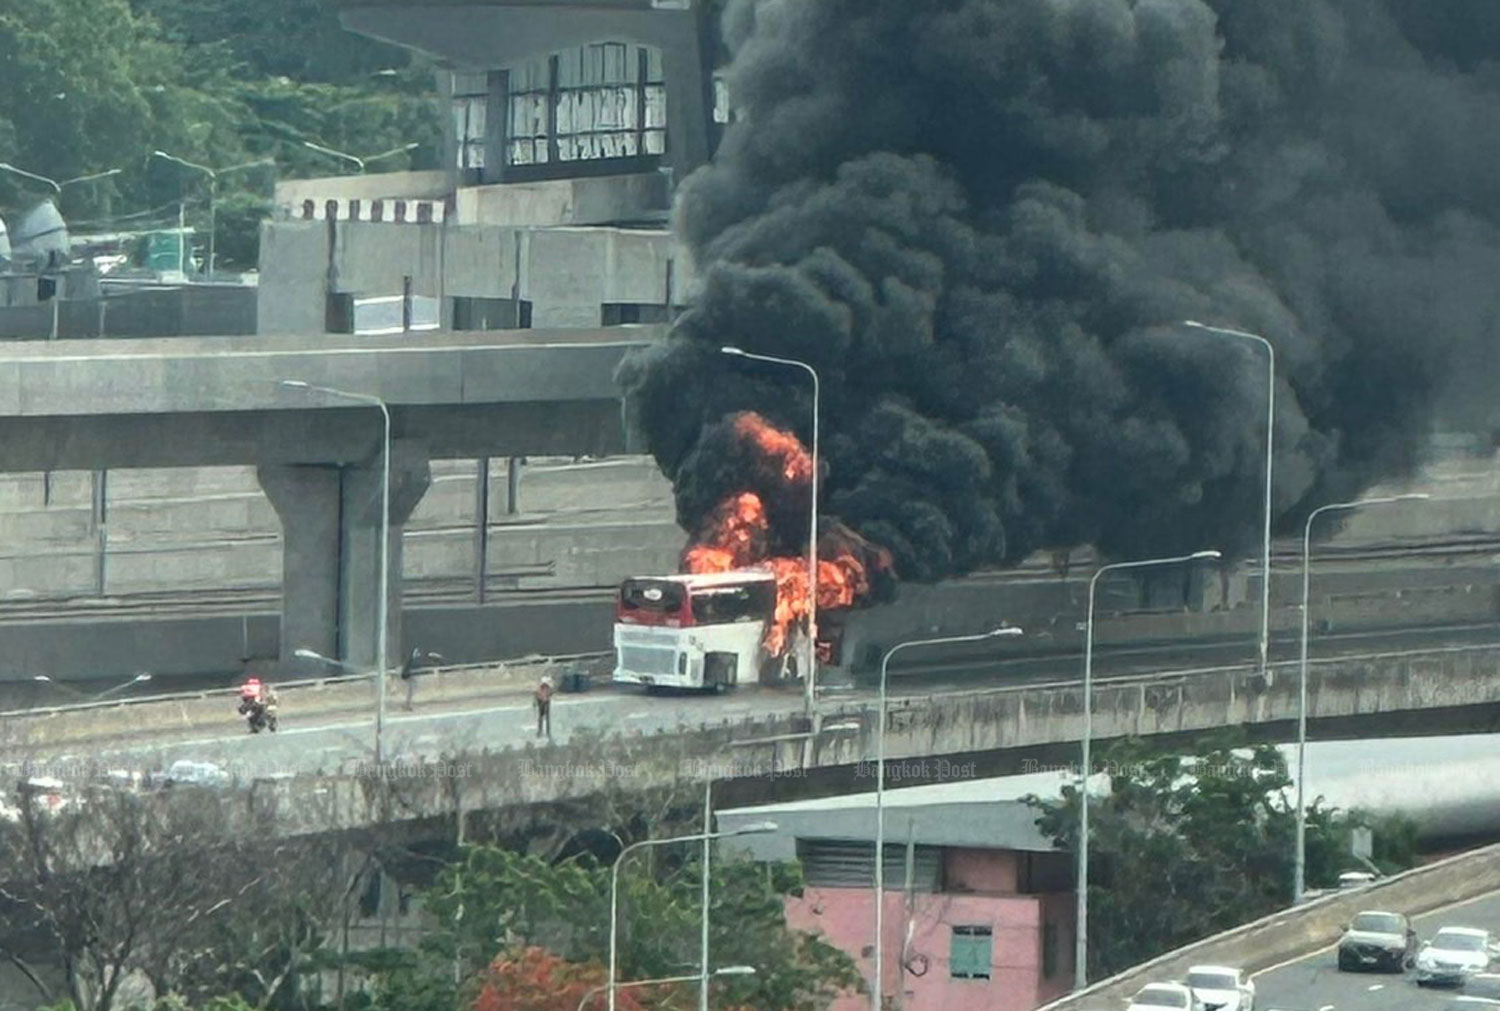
[580,965,754,1011]
[720,346,820,710]
[150,152,274,277]
[279,381,390,765]
[608,824,777,1011]
[1075,549,1221,990]
[1294,493,1428,902]
[303,140,418,175]
[1183,320,1276,676]
[873,626,1024,1010]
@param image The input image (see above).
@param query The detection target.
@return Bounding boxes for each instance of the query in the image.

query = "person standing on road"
[535,675,554,739]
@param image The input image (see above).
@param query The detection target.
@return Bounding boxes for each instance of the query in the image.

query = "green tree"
[359,843,860,1011]
[1027,734,1420,980]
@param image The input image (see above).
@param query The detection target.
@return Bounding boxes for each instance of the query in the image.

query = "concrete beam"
[0,400,629,471]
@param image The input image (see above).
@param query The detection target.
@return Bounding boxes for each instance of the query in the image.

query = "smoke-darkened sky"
[619,0,1500,581]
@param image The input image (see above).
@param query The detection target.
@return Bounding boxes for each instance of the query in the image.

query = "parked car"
[1338,870,1378,889]
[1126,982,1206,1011]
[1417,927,1500,986]
[1337,910,1418,972]
[1186,965,1255,1011]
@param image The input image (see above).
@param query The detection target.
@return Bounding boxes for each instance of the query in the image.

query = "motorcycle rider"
[237,677,278,731]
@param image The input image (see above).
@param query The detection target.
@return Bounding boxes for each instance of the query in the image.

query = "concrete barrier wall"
[1036,840,1500,1010]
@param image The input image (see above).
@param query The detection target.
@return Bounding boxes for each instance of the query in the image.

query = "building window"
[950,925,993,981]
[507,42,667,168]
[453,71,488,170]
[1042,922,1059,978]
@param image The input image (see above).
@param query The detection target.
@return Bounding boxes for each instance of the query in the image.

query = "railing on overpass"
[0,650,612,720]
[1035,838,1500,1010]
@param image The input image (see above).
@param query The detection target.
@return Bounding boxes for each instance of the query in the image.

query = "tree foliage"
[356,842,861,1011]
[0,0,440,268]
[1027,735,1421,980]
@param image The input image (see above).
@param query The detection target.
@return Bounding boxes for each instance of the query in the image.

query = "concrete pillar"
[258,442,432,675]
[258,464,342,672]
[338,441,432,671]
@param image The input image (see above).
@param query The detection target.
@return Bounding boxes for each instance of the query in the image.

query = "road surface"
[1252,888,1500,1010]
[8,622,1499,785]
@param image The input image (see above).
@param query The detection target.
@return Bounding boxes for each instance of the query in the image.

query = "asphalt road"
[10,622,1499,784]
[1250,888,1500,1010]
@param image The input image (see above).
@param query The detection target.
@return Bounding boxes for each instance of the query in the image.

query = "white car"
[1186,965,1255,1011]
[1127,982,1206,1011]
[1417,927,1500,986]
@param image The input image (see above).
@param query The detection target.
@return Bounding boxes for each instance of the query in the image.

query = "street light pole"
[1075,549,1221,991]
[874,627,1023,1011]
[303,140,418,175]
[151,152,273,277]
[1182,321,1276,676]
[580,966,755,1011]
[0,163,122,197]
[1295,493,1428,903]
[608,823,776,1011]
[279,381,391,766]
[720,347,820,710]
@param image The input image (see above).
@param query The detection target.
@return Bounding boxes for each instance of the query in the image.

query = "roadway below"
[1254,888,1500,1010]
[11,621,1499,782]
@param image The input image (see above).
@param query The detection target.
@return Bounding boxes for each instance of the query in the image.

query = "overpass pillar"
[258,442,432,675]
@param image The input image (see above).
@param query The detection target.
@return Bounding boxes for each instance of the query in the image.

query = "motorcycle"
[237,696,279,734]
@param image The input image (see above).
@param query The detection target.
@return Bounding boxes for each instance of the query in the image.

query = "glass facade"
[507,42,667,167]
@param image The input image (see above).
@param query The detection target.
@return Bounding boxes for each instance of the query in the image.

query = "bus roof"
[623,570,776,589]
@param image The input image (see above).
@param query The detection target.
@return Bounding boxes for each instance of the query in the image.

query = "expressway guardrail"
[1036,839,1500,1010]
[0,651,613,753]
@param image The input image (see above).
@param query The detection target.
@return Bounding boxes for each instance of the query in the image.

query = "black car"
[1337,910,1418,972]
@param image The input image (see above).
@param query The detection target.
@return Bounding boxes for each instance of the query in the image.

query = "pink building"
[720,797,1076,1011]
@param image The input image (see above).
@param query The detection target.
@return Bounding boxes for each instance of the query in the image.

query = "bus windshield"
[618,579,688,618]
[690,581,776,625]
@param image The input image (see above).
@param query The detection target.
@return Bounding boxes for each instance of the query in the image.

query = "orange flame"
[681,414,892,657]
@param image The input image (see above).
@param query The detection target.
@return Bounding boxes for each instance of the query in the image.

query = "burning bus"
[612,570,796,691]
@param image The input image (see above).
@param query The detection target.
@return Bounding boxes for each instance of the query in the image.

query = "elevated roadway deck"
[0,327,659,674]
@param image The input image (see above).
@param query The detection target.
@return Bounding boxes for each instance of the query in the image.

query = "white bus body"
[612,571,779,691]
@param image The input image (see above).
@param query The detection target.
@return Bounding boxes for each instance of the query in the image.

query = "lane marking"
[1319,1004,1334,1010]
[1366,983,1383,990]
[1253,886,1500,980]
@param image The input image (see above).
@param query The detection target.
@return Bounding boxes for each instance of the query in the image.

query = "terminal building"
[257,0,727,334]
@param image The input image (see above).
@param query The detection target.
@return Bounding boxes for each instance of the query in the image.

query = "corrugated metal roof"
[717,798,1057,864]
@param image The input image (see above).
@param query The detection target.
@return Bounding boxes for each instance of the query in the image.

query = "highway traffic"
[1252,888,1500,1010]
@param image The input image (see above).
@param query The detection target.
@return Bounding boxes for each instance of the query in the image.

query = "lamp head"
[987,626,1024,638]
[720,346,745,356]
[1397,493,1431,502]
[1190,550,1223,561]
[134,673,152,682]
[714,966,757,977]
[293,648,322,661]
[279,379,310,390]
[32,675,50,682]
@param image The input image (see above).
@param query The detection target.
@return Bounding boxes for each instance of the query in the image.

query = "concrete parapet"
[0,656,596,755]
[1035,840,1500,1010]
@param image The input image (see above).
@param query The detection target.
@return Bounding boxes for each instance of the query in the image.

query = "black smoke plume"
[620,0,1500,582]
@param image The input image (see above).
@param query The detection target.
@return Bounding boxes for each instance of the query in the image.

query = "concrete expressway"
[1252,889,1500,1011]
[14,620,1500,781]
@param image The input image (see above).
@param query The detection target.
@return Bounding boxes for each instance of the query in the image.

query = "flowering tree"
[472,947,653,1011]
